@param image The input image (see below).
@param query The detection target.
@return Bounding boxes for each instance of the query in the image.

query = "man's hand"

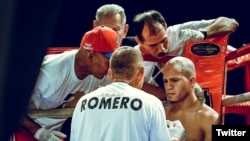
[177,29,205,43]
[166,120,185,141]
[63,91,85,108]
[34,127,67,141]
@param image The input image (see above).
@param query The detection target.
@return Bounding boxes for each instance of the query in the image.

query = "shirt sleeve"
[29,68,55,109]
[170,19,215,32]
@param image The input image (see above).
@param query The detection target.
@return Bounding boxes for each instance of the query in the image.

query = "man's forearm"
[205,17,239,37]
[142,82,167,100]
[20,114,41,135]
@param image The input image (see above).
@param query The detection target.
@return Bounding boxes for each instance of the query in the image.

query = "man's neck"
[170,94,201,111]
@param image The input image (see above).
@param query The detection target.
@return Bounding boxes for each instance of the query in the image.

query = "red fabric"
[142,54,174,63]
[80,26,120,52]
[14,128,37,141]
[46,47,78,54]
[226,44,250,71]
[184,35,229,116]
[184,37,250,124]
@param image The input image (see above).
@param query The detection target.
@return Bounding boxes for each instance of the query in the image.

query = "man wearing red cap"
[15,26,120,141]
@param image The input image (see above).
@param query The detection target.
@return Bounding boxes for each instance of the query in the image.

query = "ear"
[132,67,145,89]
[189,77,196,85]
[136,67,144,81]
[135,36,142,44]
[122,24,129,38]
[93,20,98,28]
[87,51,95,61]
[108,68,113,81]
[135,36,148,55]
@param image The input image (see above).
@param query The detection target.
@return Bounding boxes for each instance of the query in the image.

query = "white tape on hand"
[166,120,185,141]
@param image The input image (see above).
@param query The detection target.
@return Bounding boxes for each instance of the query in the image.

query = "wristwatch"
[198,28,208,39]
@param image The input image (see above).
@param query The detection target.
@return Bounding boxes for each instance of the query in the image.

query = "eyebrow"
[147,37,167,47]
[163,76,183,80]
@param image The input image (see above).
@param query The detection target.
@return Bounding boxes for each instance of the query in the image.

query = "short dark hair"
[132,10,167,42]
[110,46,143,79]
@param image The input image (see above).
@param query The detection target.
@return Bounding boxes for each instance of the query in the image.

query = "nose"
[157,44,168,57]
[157,43,165,52]
[165,81,173,90]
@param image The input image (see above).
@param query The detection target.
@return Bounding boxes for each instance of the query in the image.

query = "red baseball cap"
[80,25,120,58]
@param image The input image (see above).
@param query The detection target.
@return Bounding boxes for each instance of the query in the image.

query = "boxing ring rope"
[27,45,250,119]
[222,44,250,124]
[226,44,250,91]
[222,92,250,106]
[28,108,74,118]
[223,44,250,104]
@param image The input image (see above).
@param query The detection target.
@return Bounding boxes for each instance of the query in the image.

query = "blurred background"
[51,1,249,47]
[0,0,248,140]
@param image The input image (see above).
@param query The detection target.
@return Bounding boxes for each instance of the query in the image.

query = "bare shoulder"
[200,104,221,124]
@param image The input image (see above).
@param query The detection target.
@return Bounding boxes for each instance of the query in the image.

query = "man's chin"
[167,97,177,103]
[95,75,105,80]
[168,100,178,104]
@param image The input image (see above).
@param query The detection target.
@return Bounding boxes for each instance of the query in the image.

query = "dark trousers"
[61,117,72,141]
